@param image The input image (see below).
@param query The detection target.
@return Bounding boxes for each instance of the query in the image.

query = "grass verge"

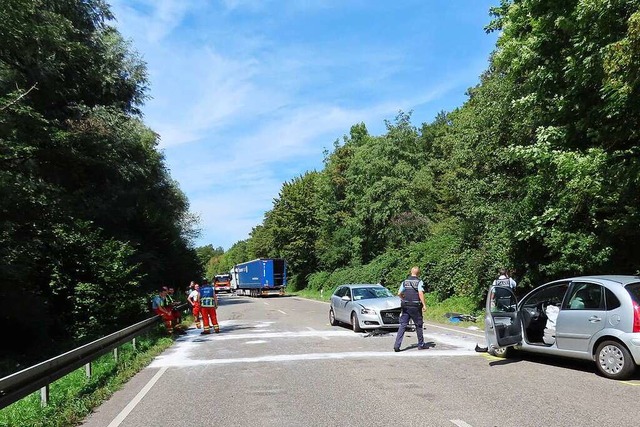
[0,323,183,427]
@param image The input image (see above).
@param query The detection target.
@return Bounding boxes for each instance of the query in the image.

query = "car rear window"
[625,282,640,304]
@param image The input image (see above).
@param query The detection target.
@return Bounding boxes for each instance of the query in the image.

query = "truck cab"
[214,274,232,293]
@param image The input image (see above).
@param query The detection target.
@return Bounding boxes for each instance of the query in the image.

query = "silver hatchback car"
[329,284,402,332]
[485,275,640,379]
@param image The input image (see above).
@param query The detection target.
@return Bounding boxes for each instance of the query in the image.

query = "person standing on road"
[188,283,202,329]
[199,278,220,335]
[394,266,427,352]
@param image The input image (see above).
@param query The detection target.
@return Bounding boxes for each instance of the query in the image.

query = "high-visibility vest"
[200,285,216,307]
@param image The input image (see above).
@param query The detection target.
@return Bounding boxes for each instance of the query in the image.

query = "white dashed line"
[278,309,287,315]
[450,420,474,427]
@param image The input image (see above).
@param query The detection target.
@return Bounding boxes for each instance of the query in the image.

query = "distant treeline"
[0,1,201,373]
[206,1,640,301]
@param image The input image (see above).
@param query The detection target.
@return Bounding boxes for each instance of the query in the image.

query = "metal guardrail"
[0,303,188,409]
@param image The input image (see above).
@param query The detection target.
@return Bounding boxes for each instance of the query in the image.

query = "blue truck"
[231,258,287,297]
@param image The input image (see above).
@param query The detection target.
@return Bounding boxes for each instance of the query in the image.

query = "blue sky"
[109,0,500,250]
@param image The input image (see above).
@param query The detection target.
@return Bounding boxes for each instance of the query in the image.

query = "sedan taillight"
[633,301,640,333]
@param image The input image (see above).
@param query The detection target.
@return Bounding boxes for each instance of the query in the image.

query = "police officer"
[492,268,516,290]
[199,278,220,335]
[393,267,427,352]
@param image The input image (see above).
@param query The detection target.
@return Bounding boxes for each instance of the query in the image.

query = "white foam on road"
[150,349,477,368]
[152,320,482,369]
[188,330,355,341]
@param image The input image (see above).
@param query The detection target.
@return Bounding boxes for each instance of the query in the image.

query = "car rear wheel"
[488,346,511,358]
[351,312,363,333]
[329,308,338,326]
[596,340,635,380]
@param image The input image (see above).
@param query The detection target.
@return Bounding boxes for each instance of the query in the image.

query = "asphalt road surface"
[81,294,640,427]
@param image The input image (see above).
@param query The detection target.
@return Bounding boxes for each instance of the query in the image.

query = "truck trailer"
[231,258,287,297]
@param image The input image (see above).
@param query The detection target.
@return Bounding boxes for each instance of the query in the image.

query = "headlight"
[361,307,376,315]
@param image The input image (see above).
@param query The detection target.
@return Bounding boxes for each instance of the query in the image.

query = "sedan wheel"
[329,308,338,326]
[351,312,363,333]
[596,340,635,380]
[488,346,510,358]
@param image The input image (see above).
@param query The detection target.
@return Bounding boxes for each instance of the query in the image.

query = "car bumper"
[623,333,640,365]
[358,309,401,329]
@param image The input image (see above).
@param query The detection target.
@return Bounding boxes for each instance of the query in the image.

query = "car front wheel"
[596,340,635,380]
[488,346,511,358]
[351,312,363,333]
[329,308,338,326]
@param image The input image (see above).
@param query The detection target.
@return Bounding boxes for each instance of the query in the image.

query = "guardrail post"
[132,337,136,350]
[85,362,92,378]
[113,347,118,362]
[40,385,49,407]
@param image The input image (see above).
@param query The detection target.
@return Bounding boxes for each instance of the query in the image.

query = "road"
[81,294,640,427]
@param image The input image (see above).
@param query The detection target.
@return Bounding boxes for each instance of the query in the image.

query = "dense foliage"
[207,0,640,301]
[0,0,201,373]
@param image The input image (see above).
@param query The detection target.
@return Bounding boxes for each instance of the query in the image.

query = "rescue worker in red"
[165,287,182,323]
[199,278,219,335]
[188,283,201,329]
[152,288,177,335]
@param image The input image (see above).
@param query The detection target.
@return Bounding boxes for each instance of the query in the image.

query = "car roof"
[341,284,383,288]
[561,275,640,286]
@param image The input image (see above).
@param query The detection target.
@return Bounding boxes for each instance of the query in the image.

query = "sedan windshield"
[352,287,394,300]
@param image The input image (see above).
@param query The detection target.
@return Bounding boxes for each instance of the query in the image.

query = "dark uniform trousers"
[394,303,424,349]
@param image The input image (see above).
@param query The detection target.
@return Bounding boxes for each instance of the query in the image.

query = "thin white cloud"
[108,0,498,248]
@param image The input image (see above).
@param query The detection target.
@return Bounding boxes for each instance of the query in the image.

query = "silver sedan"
[329,284,401,332]
[485,275,640,379]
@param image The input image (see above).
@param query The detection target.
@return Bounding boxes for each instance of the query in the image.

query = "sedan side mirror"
[341,295,351,301]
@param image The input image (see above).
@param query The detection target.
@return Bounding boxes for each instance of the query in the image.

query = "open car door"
[485,285,522,349]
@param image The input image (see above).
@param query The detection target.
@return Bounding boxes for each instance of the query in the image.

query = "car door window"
[564,283,604,310]
[521,282,569,308]
[605,288,621,310]
[334,287,346,298]
[344,288,352,300]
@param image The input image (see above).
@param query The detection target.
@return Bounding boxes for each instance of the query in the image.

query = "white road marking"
[107,367,167,427]
[150,350,477,368]
[278,309,287,315]
[245,340,268,344]
[450,420,474,427]
[263,301,270,305]
[252,321,274,328]
[308,327,329,340]
[426,323,484,338]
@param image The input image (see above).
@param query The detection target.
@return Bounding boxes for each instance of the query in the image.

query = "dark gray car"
[485,275,640,379]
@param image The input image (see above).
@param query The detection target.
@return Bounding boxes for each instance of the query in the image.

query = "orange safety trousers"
[154,308,174,333]
[201,306,219,333]
[192,302,201,328]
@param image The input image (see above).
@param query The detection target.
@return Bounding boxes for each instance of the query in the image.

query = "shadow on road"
[488,351,640,380]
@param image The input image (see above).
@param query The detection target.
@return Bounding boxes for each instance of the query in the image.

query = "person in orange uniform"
[152,288,176,335]
[199,278,219,335]
[188,283,201,329]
